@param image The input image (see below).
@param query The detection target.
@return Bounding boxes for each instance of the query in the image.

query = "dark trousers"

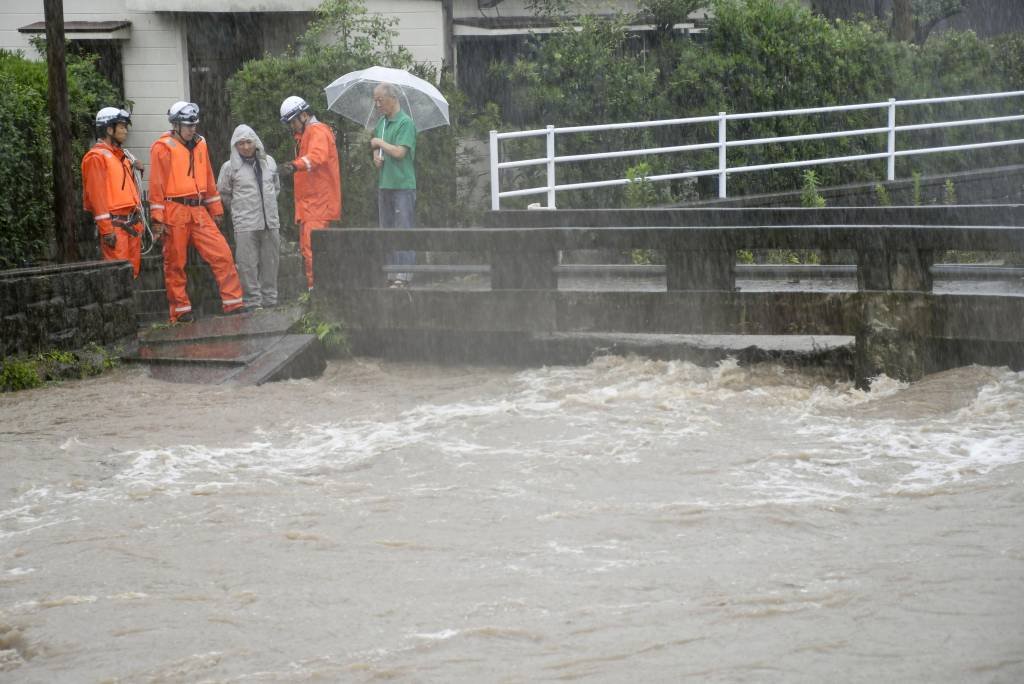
[378,189,417,281]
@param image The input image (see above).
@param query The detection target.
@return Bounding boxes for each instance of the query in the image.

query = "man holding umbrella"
[278,95,341,290]
[325,67,448,288]
[369,83,417,287]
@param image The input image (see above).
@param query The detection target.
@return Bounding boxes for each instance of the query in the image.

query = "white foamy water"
[1,358,1022,682]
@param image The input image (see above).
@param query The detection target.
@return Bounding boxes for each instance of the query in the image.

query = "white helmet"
[280,95,310,124]
[167,101,200,125]
[95,107,131,135]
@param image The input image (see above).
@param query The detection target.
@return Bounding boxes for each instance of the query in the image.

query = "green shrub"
[0,358,42,391]
[800,170,826,208]
[0,46,120,268]
[0,345,120,392]
[295,302,349,356]
[875,183,892,206]
[0,52,52,269]
[943,178,957,205]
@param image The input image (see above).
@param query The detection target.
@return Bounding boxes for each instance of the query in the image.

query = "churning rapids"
[1,357,1022,682]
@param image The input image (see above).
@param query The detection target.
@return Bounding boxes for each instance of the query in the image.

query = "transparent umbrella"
[324,66,450,132]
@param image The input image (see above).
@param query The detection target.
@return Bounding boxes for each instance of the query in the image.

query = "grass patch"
[291,299,349,357]
[0,343,121,392]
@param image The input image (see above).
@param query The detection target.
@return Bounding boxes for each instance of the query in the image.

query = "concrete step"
[125,304,324,385]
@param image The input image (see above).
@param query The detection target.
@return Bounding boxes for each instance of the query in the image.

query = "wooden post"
[44,0,79,263]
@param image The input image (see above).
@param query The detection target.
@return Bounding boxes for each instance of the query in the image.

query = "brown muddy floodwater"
[1,357,1022,682]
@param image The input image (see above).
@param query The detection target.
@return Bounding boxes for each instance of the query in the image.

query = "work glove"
[213,214,224,229]
[151,222,166,242]
[279,162,295,177]
[101,232,116,247]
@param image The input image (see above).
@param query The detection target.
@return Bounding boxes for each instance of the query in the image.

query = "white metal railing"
[488,90,1024,210]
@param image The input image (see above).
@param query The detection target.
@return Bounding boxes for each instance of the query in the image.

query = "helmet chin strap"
[172,124,198,149]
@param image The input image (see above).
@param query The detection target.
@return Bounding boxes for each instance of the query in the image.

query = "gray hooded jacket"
[217,124,281,233]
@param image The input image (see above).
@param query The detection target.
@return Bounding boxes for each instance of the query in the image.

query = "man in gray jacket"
[217,124,281,309]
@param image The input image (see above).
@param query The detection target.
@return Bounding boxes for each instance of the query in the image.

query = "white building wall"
[0,1,187,169]
[365,0,445,70]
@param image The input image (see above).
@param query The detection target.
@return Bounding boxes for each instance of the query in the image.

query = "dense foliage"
[0,46,120,268]
[227,0,485,231]
[492,0,1024,207]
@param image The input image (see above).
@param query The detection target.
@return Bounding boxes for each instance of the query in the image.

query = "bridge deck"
[311,212,1024,386]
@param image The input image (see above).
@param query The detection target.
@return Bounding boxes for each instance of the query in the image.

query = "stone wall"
[1,260,137,358]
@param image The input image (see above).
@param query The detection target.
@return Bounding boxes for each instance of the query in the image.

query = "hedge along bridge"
[311,206,1024,388]
[488,90,1024,209]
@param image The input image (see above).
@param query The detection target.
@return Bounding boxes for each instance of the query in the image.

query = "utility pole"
[43,0,80,262]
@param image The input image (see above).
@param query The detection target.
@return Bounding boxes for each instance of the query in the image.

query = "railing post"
[546,125,556,209]
[718,112,727,199]
[489,129,500,211]
[887,98,896,182]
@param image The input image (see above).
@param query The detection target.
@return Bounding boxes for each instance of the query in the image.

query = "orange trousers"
[99,222,142,278]
[299,220,329,289]
[161,203,244,322]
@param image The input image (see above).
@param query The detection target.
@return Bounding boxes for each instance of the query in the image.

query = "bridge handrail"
[488,90,1024,210]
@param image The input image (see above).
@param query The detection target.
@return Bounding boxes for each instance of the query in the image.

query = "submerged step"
[132,333,325,386]
[126,305,325,385]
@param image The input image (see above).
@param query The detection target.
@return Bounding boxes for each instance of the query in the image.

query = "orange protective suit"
[291,120,341,288]
[81,141,143,277]
[149,131,243,322]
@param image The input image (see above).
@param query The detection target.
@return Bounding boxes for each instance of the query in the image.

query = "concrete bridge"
[312,206,1024,388]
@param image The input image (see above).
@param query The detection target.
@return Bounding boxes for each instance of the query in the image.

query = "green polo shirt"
[374,109,416,190]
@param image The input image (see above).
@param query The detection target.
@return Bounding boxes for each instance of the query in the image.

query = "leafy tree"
[909,0,968,44]
[991,31,1024,90]
[813,0,968,44]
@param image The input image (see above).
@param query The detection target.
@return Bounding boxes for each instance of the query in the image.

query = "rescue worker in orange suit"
[149,101,244,323]
[81,107,144,278]
[278,96,341,290]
